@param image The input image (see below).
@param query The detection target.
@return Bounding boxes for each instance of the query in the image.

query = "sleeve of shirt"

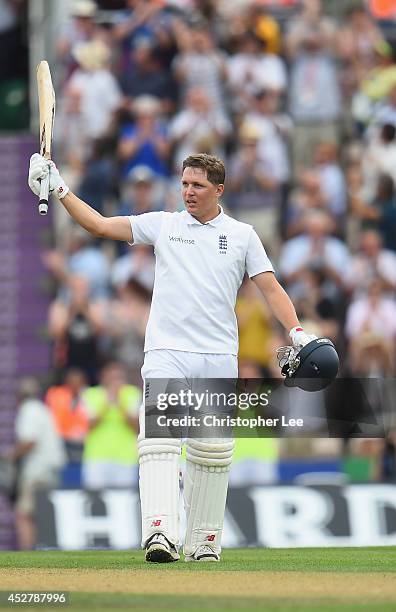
[128,211,166,246]
[245,229,274,278]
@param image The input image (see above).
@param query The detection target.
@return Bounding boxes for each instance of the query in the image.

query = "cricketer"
[28,152,316,563]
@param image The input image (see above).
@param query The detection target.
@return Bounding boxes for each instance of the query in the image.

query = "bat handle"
[38,164,50,215]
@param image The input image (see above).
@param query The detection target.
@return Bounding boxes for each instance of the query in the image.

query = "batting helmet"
[278,338,339,391]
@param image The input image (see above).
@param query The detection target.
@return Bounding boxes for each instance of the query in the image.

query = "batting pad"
[138,436,181,548]
[183,438,234,556]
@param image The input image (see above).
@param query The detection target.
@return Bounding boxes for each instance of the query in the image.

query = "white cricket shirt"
[128,207,274,355]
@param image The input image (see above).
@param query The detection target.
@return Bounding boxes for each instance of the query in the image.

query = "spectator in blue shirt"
[117,94,170,177]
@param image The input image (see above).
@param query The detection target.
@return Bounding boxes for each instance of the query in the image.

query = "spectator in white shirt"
[227,122,282,255]
[313,142,347,221]
[169,87,231,174]
[244,88,292,185]
[10,378,66,549]
[279,209,350,296]
[67,38,122,141]
[345,278,396,375]
[56,0,98,82]
[227,30,287,111]
[172,22,228,112]
[284,0,336,60]
[288,31,341,171]
[347,229,396,296]
[363,123,396,198]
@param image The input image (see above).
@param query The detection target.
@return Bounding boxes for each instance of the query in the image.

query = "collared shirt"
[129,207,273,355]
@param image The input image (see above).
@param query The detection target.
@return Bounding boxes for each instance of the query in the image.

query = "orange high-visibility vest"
[45,386,89,441]
[370,0,396,19]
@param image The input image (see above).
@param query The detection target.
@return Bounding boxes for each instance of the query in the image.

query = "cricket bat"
[37,60,55,215]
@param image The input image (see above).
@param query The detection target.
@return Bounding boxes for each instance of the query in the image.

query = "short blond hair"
[182,154,225,185]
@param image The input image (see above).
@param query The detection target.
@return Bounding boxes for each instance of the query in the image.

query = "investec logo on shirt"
[168,235,195,245]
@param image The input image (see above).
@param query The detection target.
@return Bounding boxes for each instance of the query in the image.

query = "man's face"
[102,364,126,390]
[66,371,86,394]
[181,167,223,222]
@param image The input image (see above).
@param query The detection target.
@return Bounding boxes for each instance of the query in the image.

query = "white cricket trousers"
[138,349,237,553]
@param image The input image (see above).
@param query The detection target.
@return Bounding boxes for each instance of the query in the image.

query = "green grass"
[0,547,396,572]
[40,593,396,612]
[0,593,395,612]
[1,549,396,611]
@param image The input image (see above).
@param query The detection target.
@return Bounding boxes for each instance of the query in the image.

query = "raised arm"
[28,154,132,242]
[61,191,132,242]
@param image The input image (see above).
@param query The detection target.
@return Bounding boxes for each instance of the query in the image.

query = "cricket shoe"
[185,545,220,562]
[145,533,180,563]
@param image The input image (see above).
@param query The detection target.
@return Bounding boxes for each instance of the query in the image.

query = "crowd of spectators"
[3,0,396,548]
[47,0,396,379]
[43,0,396,476]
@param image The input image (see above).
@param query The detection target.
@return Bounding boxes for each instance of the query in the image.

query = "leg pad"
[183,438,234,556]
[138,436,181,548]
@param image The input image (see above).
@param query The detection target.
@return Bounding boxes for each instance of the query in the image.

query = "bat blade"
[36,60,56,215]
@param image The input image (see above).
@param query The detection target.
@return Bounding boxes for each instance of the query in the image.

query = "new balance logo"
[219,234,227,254]
[151,519,161,527]
[206,534,215,542]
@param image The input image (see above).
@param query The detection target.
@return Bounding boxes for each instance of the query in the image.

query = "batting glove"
[28,153,69,200]
[289,326,317,350]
